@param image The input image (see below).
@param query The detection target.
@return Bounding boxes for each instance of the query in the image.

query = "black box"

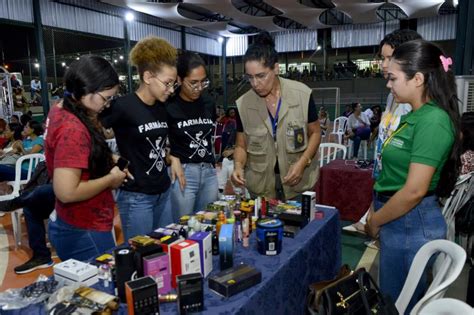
[278,212,308,229]
[134,243,163,277]
[177,273,204,314]
[282,225,301,238]
[208,264,262,298]
[125,276,160,315]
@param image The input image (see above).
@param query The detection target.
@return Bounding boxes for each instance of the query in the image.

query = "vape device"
[177,273,204,314]
[302,191,316,221]
[114,247,136,302]
[125,276,160,315]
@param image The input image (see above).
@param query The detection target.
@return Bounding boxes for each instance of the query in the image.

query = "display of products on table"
[6,191,322,314]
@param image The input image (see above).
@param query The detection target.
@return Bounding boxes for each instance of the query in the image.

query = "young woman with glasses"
[166,51,218,221]
[45,55,126,261]
[231,32,322,200]
[100,36,178,240]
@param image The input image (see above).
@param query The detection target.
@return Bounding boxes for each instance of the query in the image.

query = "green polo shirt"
[374,100,455,193]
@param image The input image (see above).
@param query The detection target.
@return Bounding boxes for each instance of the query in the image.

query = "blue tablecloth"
[4,207,341,315]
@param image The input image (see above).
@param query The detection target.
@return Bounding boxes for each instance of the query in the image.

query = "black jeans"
[21,184,55,258]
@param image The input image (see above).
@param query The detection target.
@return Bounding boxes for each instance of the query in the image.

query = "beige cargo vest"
[236,77,319,199]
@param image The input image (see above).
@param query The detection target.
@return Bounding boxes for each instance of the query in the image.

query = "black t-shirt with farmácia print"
[166,92,216,164]
[100,92,170,194]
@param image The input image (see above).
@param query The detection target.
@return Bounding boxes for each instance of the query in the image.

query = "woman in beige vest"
[231,32,321,200]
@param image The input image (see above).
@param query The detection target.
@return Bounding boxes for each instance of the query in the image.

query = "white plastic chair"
[419,298,474,315]
[0,153,45,247]
[318,143,347,167]
[329,116,348,145]
[395,239,467,315]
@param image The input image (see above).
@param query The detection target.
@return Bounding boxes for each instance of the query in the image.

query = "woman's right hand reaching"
[108,166,127,189]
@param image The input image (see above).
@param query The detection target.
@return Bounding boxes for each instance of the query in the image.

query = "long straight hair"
[392,40,461,197]
[62,55,118,178]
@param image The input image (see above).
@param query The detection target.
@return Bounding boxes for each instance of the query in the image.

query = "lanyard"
[382,123,407,153]
[268,97,283,141]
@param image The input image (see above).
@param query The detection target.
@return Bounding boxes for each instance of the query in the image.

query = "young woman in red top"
[45,55,126,261]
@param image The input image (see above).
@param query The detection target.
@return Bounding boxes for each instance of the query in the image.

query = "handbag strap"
[357,270,397,315]
[357,270,374,315]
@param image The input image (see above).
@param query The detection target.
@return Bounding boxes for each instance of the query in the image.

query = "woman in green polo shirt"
[366,40,461,311]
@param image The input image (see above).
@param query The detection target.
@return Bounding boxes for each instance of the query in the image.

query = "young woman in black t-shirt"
[100,36,178,240]
[166,51,217,221]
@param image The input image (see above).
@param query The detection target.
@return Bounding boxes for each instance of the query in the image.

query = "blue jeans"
[170,163,218,222]
[351,127,371,158]
[48,216,115,261]
[375,194,446,313]
[22,184,55,259]
[0,164,28,181]
[116,188,172,241]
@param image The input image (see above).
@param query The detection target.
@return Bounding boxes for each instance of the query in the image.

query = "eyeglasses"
[153,76,180,91]
[184,79,210,91]
[243,71,272,84]
[96,93,118,106]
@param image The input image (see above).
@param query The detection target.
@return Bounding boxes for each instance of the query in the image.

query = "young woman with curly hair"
[100,36,178,240]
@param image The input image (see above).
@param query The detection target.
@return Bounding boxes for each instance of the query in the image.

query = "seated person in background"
[0,119,8,149]
[318,108,330,138]
[13,88,29,113]
[342,104,352,117]
[0,123,23,155]
[346,102,371,158]
[20,113,32,127]
[369,105,382,142]
[0,161,54,274]
[30,78,41,101]
[0,120,44,181]
[461,112,474,175]
[10,75,21,89]
[11,115,20,124]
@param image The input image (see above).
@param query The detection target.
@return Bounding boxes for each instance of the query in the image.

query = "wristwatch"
[304,156,312,167]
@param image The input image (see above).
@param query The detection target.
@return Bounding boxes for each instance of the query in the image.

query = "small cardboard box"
[53,259,98,287]
[170,240,201,288]
[143,252,171,295]
[218,224,234,271]
[208,264,262,297]
[188,231,213,277]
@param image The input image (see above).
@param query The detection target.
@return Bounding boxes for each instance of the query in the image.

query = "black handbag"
[318,268,398,315]
[455,197,474,235]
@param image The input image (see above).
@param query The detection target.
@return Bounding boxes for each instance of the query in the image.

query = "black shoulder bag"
[318,268,398,315]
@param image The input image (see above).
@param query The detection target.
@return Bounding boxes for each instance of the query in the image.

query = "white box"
[189,231,213,277]
[170,240,201,288]
[53,259,98,287]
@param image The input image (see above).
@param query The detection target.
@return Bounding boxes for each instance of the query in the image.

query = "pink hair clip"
[440,55,452,72]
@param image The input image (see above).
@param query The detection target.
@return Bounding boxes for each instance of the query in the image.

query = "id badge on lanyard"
[269,97,283,143]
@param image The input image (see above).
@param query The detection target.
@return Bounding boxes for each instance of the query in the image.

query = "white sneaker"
[342,222,366,235]
[364,240,379,250]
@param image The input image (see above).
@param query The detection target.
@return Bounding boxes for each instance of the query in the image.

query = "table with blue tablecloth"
[4,206,341,315]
